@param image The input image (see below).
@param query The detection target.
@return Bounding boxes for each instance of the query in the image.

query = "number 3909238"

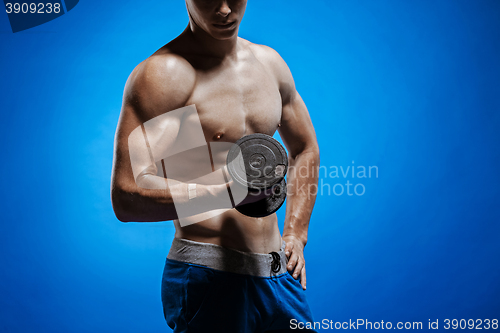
[5,3,61,14]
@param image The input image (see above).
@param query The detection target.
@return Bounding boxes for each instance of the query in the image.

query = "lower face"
[186,0,247,40]
[210,20,239,39]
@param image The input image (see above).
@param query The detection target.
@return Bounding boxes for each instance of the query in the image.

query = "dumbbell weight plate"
[235,179,287,218]
[226,133,288,190]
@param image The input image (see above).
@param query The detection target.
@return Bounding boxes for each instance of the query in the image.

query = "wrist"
[282,233,308,247]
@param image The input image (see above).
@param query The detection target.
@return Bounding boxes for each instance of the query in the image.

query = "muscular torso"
[160,38,283,253]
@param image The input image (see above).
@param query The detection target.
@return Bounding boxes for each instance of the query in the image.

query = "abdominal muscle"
[170,131,283,254]
[173,210,283,254]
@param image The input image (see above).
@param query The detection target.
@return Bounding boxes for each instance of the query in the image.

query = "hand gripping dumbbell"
[226,133,288,218]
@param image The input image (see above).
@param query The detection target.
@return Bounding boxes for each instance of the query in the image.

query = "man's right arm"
[111,54,217,222]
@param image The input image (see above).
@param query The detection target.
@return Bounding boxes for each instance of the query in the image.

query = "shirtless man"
[111,0,319,331]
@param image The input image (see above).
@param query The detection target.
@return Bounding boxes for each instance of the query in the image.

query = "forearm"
[112,172,229,222]
[283,149,320,245]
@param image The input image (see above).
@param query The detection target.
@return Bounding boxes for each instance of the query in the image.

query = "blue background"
[1,0,499,331]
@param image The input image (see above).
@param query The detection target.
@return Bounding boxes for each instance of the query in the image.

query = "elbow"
[312,145,320,165]
[111,181,177,222]
[291,143,320,165]
[114,210,132,223]
[111,186,136,223]
[307,143,320,160]
[306,140,320,165]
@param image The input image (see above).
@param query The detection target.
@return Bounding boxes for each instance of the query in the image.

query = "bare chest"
[186,60,282,143]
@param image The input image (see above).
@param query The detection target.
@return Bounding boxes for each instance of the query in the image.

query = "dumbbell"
[226,133,288,218]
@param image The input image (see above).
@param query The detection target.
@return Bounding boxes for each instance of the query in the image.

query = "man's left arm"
[275,54,320,290]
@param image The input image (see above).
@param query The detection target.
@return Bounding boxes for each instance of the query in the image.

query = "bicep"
[112,102,153,193]
[257,46,318,157]
[113,100,190,190]
[112,59,194,190]
[278,91,318,159]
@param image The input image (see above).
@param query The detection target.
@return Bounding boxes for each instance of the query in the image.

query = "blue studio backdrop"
[1,1,499,332]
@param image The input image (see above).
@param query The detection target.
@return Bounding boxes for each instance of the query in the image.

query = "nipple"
[214,132,224,140]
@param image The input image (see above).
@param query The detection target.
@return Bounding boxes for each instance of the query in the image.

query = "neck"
[185,22,239,59]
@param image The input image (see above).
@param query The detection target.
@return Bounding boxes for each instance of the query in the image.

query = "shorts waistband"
[167,238,288,277]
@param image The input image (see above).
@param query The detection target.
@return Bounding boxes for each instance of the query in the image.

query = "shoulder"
[245,41,292,77]
[244,40,296,103]
[243,40,279,64]
[123,51,196,120]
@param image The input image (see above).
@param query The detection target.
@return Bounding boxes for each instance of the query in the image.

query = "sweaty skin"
[111,0,319,289]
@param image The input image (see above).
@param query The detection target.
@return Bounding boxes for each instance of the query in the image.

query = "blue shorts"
[161,238,316,332]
